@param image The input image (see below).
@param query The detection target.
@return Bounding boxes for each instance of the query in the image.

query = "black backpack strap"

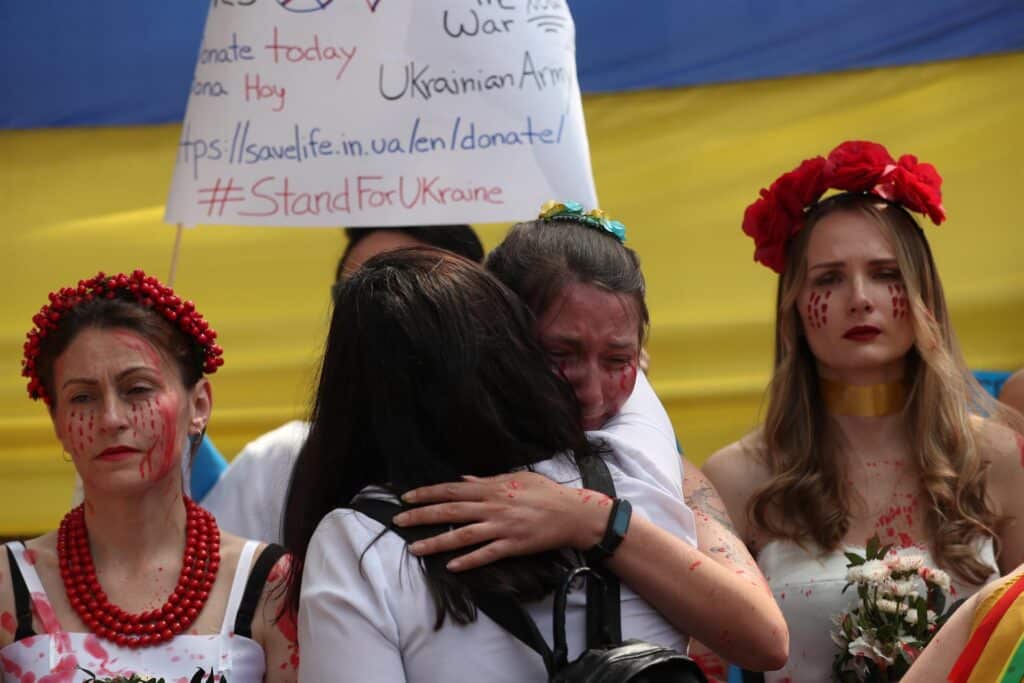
[349,498,557,675]
[6,544,37,640]
[233,543,288,638]
[576,455,623,645]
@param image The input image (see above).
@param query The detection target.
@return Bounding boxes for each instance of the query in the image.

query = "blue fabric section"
[191,435,228,503]
[974,370,1012,399]
[571,0,1024,92]
[3,1,1023,128]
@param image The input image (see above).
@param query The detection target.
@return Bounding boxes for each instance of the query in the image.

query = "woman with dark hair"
[702,141,1024,679]
[394,203,787,674]
[285,248,760,681]
[0,271,297,682]
[203,223,485,544]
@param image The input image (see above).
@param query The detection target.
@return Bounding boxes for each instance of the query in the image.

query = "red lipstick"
[843,325,881,341]
[97,446,140,461]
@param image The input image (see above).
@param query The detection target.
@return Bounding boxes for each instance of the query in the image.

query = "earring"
[61,450,72,463]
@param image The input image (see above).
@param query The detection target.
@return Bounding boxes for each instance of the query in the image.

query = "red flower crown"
[742,140,946,273]
[22,270,224,404]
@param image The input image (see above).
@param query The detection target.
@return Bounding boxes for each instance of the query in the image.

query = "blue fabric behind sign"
[2,1,1022,129]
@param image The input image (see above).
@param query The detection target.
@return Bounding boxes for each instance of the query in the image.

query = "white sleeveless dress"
[758,538,998,682]
[1,541,267,683]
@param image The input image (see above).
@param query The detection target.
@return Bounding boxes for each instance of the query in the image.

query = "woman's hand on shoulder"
[394,471,611,571]
[251,547,299,683]
[975,418,1024,572]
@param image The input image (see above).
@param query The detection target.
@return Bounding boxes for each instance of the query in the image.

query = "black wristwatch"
[586,498,632,564]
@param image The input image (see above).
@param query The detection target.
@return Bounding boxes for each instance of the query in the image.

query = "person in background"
[701,141,1024,680]
[1,270,296,682]
[998,368,1024,416]
[202,225,484,543]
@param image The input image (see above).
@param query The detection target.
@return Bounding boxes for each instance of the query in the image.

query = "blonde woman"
[702,141,1024,680]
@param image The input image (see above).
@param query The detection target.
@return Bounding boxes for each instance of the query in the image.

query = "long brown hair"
[750,192,1021,584]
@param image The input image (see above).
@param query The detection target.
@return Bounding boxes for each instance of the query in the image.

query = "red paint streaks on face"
[688,560,702,571]
[617,360,637,392]
[890,283,908,320]
[0,612,15,634]
[138,395,181,482]
[807,291,831,329]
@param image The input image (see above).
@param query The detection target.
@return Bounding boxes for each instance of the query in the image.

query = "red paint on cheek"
[807,291,831,329]
[618,361,637,392]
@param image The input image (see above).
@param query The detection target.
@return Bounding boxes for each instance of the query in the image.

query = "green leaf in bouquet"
[927,584,946,616]
[866,535,880,559]
[845,551,866,566]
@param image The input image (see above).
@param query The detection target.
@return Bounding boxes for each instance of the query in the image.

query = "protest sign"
[165,0,597,227]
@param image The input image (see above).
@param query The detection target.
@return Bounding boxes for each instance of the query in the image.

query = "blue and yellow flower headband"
[538,200,627,243]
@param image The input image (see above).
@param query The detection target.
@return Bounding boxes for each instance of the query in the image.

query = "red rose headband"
[22,270,224,404]
[742,140,946,273]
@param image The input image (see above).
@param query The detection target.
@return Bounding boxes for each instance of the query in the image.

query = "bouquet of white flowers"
[78,667,225,683]
[831,536,962,682]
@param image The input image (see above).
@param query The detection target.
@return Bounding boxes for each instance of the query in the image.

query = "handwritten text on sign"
[166,0,597,227]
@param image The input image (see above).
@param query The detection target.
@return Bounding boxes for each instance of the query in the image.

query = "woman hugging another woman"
[1,271,297,682]
[357,203,788,675]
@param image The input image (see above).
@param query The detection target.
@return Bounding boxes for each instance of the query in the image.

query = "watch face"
[612,500,632,537]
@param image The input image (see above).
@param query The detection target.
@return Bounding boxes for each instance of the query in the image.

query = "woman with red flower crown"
[0,271,298,682]
[702,141,1024,680]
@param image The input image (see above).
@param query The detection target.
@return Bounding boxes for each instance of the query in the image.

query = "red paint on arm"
[688,559,702,571]
[0,612,15,634]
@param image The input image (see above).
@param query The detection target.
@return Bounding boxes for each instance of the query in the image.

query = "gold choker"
[820,379,907,417]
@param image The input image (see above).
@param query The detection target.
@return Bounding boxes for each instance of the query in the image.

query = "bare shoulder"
[1,532,56,647]
[972,415,1023,474]
[998,369,1024,414]
[702,431,770,501]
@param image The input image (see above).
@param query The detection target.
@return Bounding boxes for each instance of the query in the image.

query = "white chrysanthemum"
[861,559,891,584]
[919,566,952,591]
[847,634,896,665]
[847,565,865,583]
[877,598,902,614]
[888,554,925,572]
[887,578,918,597]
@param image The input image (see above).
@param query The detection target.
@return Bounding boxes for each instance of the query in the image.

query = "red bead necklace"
[57,496,220,648]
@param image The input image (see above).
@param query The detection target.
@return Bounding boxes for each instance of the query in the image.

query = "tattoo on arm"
[685,480,739,534]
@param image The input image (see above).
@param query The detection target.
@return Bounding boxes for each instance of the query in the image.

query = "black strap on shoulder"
[6,545,37,640]
[349,498,557,674]
[576,455,623,646]
[233,543,287,639]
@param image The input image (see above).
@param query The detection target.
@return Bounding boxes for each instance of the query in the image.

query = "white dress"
[1,541,267,683]
[758,538,998,682]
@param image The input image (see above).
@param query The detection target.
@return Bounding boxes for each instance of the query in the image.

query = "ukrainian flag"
[2,1,1022,535]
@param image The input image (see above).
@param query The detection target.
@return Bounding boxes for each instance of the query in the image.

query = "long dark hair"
[283,248,591,625]
[486,218,649,343]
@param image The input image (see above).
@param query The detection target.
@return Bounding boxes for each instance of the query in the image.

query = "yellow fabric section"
[967,572,1024,682]
[2,53,1022,536]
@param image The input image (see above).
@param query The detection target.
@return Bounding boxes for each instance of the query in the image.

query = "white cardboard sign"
[165,0,597,227]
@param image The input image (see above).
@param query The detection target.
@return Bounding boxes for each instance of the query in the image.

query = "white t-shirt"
[203,420,310,542]
[298,452,694,682]
[203,373,691,544]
